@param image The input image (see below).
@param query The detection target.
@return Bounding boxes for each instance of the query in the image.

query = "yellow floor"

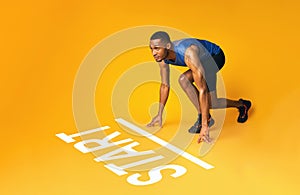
[1,0,300,194]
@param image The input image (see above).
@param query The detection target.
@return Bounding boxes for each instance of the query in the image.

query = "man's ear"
[166,42,171,49]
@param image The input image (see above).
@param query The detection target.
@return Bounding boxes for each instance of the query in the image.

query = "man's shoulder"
[173,38,202,48]
[185,44,201,57]
[173,38,200,44]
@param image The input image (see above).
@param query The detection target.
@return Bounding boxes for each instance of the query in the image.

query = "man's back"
[164,38,221,66]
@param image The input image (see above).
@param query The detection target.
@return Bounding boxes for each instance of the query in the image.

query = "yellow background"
[1,0,300,194]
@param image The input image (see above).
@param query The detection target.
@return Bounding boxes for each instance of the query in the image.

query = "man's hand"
[197,126,212,144]
[147,114,162,127]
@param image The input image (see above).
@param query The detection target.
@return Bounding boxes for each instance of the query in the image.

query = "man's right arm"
[158,61,170,115]
[147,61,170,127]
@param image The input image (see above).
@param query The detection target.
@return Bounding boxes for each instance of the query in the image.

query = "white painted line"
[70,126,110,137]
[115,118,214,170]
[56,126,110,143]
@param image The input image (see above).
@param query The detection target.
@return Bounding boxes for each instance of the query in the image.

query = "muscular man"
[147,31,251,143]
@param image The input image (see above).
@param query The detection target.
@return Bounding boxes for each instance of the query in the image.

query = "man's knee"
[178,74,190,88]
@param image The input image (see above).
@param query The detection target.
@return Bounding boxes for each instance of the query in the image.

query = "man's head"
[149,31,172,62]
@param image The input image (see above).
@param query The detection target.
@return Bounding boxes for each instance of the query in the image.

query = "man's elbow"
[199,85,208,95]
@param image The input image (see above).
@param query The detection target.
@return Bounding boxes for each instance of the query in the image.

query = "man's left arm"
[184,45,211,143]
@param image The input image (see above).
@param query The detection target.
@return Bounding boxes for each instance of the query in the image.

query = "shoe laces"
[193,115,201,127]
[193,114,211,127]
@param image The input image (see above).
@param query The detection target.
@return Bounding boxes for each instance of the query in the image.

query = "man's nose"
[152,50,157,56]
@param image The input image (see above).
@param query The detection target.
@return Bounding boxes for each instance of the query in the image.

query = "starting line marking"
[56,126,110,143]
[115,118,214,170]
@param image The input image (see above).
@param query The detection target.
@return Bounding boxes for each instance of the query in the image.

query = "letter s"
[126,164,187,186]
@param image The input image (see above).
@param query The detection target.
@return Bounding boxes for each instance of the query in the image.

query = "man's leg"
[208,49,251,123]
[178,69,201,113]
[209,91,242,108]
[209,89,251,123]
[179,69,214,133]
[178,70,242,111]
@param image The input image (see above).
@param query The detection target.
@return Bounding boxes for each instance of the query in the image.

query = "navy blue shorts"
[203,49,225,92]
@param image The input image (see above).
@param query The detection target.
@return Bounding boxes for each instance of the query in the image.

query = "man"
[147,31,251,143]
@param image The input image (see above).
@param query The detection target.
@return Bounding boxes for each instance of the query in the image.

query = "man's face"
[149,39,168,62]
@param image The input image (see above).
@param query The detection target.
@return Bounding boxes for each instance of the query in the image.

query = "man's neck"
[166,44,176,61]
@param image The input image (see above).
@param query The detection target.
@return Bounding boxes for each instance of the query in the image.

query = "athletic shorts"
[202,48,225,92]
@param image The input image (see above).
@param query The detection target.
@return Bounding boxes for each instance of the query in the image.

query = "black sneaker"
[188,114,215,134]
[237,99,252,123]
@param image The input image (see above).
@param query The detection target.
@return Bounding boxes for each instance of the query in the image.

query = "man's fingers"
[147,119,157,127]
[146,120,154,127]
[147,122,154,127]
[197,134,212,144]
[146,117,162,127]
[197,137,201,144]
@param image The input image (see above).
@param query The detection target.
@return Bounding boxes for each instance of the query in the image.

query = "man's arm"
[147,61,170,127]
[184,45,211,142]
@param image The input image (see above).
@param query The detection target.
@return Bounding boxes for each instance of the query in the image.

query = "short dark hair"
[150,31,171,43]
